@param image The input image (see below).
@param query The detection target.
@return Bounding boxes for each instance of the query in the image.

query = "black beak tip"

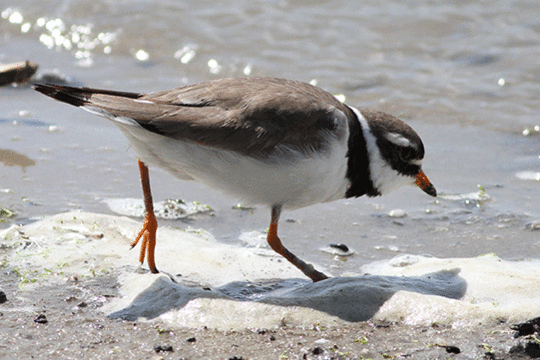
[424,184,437,197]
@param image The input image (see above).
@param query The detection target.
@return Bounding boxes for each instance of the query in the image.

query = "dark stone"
[33,314,48,324]
[0,290,6,304]
[510,317,540,337]
[153,344,173,353]
[522,341,540,358]
[444,345,461,354]
[510,341,540,358]
[329,243,349,252]
[186,337,196,343]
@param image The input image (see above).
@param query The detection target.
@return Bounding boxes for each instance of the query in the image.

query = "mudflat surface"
[1,272,537,360]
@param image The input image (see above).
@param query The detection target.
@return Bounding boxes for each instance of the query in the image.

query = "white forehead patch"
[385,132,412,148]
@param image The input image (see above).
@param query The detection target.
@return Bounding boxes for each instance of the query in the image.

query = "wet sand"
[1,271,537,360]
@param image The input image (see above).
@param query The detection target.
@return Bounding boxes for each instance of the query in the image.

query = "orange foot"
[130,211,158,273]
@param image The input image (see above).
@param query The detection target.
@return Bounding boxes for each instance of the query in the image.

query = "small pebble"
[232,203,254,211]
[329,243,349,252]
[153,344,173,353]
[388,209,407,218]
[33,314,48,324]
[525,220,540,231]
[0,290,6,304]
[444,345,461,354]
[186,337,196,343]
[314,338,329,345]
[321,243,354,256]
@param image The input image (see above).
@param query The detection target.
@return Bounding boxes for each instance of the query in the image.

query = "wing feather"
[35,77,353,157]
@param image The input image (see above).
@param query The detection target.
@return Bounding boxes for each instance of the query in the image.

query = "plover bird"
[34,77,436,282]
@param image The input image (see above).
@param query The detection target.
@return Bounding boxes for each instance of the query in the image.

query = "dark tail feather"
[33,84,88,107]
[33,84,142,107]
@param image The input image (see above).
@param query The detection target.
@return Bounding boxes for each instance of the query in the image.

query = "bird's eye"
[399,147,415,162]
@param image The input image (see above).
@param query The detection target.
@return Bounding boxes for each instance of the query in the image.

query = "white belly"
[116,124,350,209]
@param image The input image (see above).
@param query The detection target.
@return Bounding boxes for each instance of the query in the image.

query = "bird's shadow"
[108,268,467,323]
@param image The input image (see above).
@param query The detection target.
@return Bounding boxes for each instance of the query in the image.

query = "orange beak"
[415,170,437,197]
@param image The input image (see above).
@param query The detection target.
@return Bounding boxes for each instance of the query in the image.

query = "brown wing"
[35,77,353,157]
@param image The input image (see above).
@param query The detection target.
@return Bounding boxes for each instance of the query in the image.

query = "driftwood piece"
[0,60,38,86]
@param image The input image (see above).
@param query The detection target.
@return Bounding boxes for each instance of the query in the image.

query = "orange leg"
[130,159,159,273]
[267,205,328,282]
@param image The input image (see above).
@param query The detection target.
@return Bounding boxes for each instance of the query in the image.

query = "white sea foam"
[2,212,540,330]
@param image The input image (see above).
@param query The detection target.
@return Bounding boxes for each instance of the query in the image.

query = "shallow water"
[1,0,539,276]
